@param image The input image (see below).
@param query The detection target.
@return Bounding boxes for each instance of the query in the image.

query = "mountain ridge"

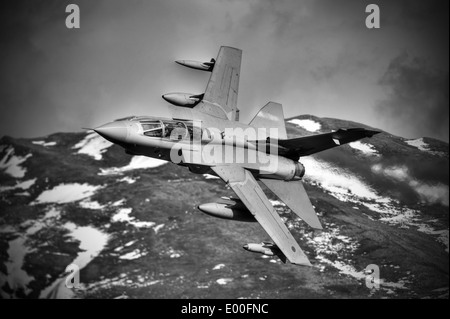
[0,115,448,299]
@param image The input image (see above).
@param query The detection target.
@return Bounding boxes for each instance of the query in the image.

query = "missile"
[162,93,203,107]
[197,199,256,222]
[243,242,287,263]
[175,59,215,71]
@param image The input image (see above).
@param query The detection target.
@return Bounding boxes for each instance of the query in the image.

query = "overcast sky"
[1,0,448,141]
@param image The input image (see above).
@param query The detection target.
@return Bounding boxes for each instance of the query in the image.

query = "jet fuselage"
[94,114,305,181]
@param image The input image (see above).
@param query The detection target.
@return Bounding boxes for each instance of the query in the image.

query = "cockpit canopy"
[141,121,163,137]
[140,119,196,140]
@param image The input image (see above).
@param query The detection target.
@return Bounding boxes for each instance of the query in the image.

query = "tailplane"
[260,178,323,230]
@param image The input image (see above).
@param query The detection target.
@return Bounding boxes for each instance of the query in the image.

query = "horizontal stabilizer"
[260,178,322,230]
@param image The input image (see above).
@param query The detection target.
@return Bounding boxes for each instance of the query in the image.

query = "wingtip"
[314,224,324,231]
[290,252,312,267]
[220,45,242,53]
[292,260,312,267]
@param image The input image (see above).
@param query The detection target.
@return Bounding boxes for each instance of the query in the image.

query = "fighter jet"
[94,46,379,266]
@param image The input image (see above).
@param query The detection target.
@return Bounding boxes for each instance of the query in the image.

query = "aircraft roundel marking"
[291,246,296,252]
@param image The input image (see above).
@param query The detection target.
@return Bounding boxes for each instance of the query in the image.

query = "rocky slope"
[0,115,448,299]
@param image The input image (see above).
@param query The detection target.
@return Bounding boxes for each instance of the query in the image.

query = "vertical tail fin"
[249,102,287,139]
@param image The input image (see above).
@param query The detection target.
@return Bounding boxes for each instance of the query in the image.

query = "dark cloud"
[377,53,449,142]
[0,0,448,141]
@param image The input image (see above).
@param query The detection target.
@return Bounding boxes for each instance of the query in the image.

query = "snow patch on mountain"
[72,132,113,160]
[405,138,446,156]
[405,138,429,152]
[32,141,57,147]
[213,264,225,270]
[117,176,137,184]
[1,207,65,298]
[112,208,155,228]
[32,183,102,205]
[288,119,321,132]
[216,278,233,285]
[0,178,36,192]
[0,146,32,178]
[39,222,109,299]
[111,199,125,207]
[153,224,165,234]
[0,236,35,298]
[99,156,167,175]
[79,200,106,210]
[119,249,147,260]
[64,222,109,269]
[348,141,379,156]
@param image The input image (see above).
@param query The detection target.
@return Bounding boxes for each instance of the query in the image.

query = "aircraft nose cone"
[94,121,128,143]
[243,244,249,251]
